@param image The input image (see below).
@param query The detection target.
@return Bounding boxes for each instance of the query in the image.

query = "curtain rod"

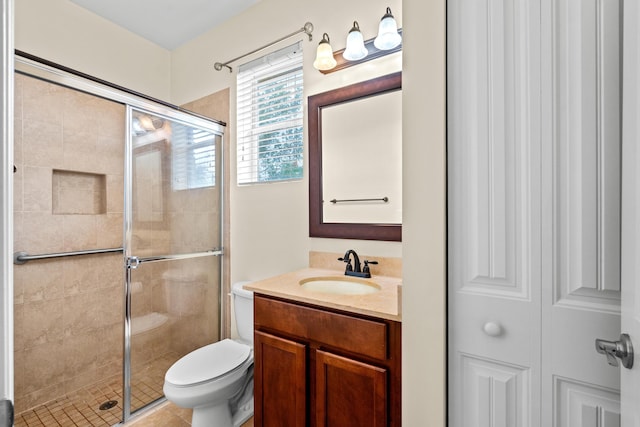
[214,22,314,73]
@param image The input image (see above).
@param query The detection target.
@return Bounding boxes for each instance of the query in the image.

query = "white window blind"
[237,42,304,184]
[132,109,217,191]
[171,122,217,191]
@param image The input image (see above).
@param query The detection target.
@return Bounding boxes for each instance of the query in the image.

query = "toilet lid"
[165,339,251,387]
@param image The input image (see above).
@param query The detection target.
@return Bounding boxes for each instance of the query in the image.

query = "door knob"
[483,321,503,337]
[595,333,634,369]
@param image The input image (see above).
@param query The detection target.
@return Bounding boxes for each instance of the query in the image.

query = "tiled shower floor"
[15,377,125,427]
[15,353,176,427]
[16,385,254,427]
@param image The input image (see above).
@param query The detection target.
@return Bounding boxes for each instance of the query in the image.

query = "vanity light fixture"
[314,6,402,74]
[343,21,368,61]
[313,33,337,71]
[374,7,402,50]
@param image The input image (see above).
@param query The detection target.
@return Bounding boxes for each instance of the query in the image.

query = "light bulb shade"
[313,33,337,71]
[343,21,368,61]
[374,7,402,50]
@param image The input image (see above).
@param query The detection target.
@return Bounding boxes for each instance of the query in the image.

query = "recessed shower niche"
[52,170,107,215]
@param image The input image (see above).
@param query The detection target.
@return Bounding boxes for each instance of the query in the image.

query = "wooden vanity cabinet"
[253,293,401,427]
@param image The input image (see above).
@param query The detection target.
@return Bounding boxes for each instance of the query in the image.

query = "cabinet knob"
[483,321,503,337]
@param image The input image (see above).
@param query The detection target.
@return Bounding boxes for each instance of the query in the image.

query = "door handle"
[0,399,13,427]
[595,333,634,369]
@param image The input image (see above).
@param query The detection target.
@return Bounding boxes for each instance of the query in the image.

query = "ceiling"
[70,0,261,50]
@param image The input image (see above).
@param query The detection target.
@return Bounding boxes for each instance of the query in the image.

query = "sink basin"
[299,276,381,295]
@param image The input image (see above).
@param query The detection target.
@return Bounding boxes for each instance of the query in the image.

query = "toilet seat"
[165,339,251,387]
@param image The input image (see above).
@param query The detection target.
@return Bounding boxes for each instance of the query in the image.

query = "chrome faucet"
[338,249,378,278]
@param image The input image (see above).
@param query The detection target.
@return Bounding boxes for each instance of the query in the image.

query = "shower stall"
[12,53,226,426]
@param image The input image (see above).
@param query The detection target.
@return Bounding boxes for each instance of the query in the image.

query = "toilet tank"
[232,282,254,346]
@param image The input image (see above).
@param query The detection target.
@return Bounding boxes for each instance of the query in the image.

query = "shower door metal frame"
[0,1,14,425]
[14,53,227,425]
[123,105,225,421]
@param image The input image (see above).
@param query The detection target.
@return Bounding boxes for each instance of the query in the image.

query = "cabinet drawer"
[254,295,388,360]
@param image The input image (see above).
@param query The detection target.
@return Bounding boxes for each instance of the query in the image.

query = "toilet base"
[192,402,232,427]
[232,398,254,427]
[188,397,254,427]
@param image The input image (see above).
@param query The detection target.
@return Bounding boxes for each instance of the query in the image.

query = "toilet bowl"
[163,282,254,427]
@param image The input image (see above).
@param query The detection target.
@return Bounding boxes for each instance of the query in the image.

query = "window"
[237,42,304,184]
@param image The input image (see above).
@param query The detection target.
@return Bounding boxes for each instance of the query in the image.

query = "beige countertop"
[244,267,402,322]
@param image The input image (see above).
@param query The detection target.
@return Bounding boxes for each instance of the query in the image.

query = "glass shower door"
[124,107,224,419]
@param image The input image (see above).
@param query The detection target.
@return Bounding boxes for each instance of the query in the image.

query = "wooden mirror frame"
[308,72,402,241]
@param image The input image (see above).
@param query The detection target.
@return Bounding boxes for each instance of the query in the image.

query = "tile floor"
[15,376,125,427]
[125,401,254,427]
[14,353,178,426]
[16,396,254,427]
[15,380,122,427]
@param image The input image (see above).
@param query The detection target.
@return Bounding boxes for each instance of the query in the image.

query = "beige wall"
[172,1,446,425]
[15,0,172,100]
[170,0,403,284]
[14,0,448,424]
[15,0,406,282]
[401,0,447,425]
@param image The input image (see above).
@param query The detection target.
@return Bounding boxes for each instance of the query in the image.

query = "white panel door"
[448,0,542,425]
[448,0,622,425]
[621,0,640,424]
[543,0,622,425]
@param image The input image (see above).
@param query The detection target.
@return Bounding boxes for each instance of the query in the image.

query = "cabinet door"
[254,331,307,427]
[315,349,387,427]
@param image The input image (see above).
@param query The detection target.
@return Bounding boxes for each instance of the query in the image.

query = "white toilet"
[163,282,254,427]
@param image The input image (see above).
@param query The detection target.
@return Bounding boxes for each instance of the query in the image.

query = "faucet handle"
[338,257,354,271]
[363,260,378,275]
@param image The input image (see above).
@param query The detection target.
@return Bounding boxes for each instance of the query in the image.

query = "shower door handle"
[126,256,140,270]
[126,248,223,270]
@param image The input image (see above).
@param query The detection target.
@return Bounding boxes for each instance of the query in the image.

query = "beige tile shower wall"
[181,89,230,339]
[13,74,125,413]
[128,90,228,363]
[163,257,220,357]
[164,187,221,355]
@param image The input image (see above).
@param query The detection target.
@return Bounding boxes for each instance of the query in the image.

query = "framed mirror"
[308,72,402,241]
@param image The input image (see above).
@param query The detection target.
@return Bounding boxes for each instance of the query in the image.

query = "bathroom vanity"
[245,267,402,427]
